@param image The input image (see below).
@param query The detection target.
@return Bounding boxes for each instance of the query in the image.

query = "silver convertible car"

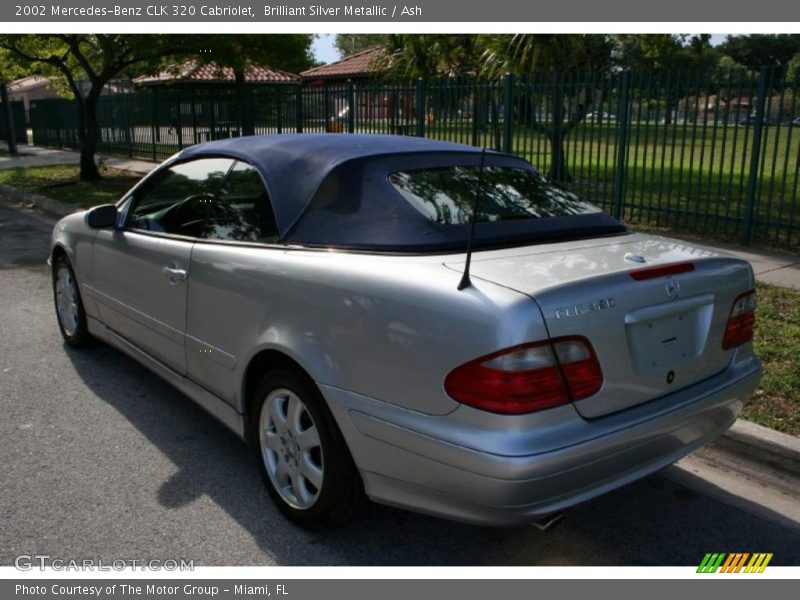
[50,135,761,528]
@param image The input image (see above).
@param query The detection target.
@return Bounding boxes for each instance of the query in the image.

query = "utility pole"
[0,81,18,155]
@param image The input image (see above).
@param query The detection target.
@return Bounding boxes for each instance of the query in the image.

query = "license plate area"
[625,295,714,376]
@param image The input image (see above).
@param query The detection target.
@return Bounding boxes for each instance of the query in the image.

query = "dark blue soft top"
[176,134,625,252]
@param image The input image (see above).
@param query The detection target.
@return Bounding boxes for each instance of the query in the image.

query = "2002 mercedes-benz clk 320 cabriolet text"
[50,135,761,528]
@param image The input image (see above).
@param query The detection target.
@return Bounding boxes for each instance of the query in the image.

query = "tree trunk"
[0,83,18,155]
[547,79,572,183]
[548,130,571,183]
[77,91,100,181]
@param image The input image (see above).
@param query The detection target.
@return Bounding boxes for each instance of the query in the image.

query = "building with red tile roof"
[134,61,301,86]
[300,47,388,83]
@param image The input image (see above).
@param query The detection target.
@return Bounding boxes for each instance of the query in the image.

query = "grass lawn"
[744,283,800,436]
[0,164,139,207]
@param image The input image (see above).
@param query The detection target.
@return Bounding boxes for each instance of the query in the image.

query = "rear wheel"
[254,369,362,528]
[52,255,92,348]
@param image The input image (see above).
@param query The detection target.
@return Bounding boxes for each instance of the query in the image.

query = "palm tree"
[481,34,614,182]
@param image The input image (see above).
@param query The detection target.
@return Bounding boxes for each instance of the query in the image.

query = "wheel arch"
[50,244,69,269]
[241,348,322,445]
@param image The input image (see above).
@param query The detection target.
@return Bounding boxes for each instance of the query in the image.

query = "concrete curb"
[713,419,800,478]
[0,182,79,218]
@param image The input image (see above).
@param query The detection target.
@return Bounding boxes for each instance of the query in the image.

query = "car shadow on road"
[65,343,800,566]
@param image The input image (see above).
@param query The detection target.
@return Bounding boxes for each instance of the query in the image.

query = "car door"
[184,160,282,406]
[91,157,236,375]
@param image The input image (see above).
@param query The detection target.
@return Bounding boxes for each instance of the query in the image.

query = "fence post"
[190,87,198,144]
[741,67,770,246]
[416,78,426,138]
[149,88,158,161]
[611,71,631,220]
[295,85,303,133]
[503,73,514,153]
[123,94,132,157]
[175,92,183,149]
[471,82,480,147]
[277,86,283,134]
[347,79,356,134]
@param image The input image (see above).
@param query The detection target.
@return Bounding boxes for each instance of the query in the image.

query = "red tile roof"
[134,61,300,85]
[301,46,388,80]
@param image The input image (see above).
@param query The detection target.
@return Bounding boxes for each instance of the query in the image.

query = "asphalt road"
[1,200,799,567]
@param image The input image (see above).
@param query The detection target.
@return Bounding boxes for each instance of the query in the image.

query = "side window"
[212,162,280,243]
[128,158,235,235]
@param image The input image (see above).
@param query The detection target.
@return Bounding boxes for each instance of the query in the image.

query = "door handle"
[162,265,187,283]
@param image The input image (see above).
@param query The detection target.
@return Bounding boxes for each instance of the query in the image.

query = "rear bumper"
[322,354,761,526]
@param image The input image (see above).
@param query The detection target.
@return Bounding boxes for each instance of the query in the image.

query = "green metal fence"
[29,68,800,248]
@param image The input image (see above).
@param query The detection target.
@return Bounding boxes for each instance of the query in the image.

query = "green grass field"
[745,283,800,435]
[0,164,139,207]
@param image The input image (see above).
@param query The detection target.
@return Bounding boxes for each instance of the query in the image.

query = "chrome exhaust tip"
[531,512,565,532]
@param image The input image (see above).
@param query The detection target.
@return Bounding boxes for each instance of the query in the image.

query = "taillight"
[628,261,695,280]
[722,290,757,350]
[444,336,603,415]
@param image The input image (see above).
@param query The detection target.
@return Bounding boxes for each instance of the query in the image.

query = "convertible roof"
[175,134,625,251]
[177,134,503,236]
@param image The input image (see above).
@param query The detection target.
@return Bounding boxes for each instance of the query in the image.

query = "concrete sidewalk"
[0,144,157,176]
[3,144,799,289]
[692,239,800,290]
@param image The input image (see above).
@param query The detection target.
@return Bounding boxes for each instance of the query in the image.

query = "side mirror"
[86,204,118,229]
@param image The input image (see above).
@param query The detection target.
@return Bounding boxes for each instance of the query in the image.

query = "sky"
[312,35,341,65]
[312,34,730,67]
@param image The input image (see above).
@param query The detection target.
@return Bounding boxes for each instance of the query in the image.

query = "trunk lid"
[444,233,755,418]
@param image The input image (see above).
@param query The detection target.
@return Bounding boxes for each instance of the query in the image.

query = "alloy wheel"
[259,388,324,510]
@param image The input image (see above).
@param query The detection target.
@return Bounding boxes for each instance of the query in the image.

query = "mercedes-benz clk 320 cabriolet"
[50,135,761,529]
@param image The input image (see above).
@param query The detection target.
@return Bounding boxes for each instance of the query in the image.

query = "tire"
[254,368,363,528]
[52,254,92,348]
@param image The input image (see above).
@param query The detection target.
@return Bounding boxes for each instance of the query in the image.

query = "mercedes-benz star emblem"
[665,277,680,300]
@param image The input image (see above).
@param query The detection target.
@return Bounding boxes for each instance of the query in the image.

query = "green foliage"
[613,34,721,73]
[480,35,615,77]
[334,34,387,57]
[720,34,800,71]
[380,34,483,79]
[0,35,183,98]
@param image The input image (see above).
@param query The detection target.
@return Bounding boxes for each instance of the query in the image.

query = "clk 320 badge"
[555,298,616,319]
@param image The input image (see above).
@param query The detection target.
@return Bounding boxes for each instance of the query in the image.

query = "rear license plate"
[625,301,713,375]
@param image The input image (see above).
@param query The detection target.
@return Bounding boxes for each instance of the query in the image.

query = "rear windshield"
[287,154,626,252]
[389,166,600,224]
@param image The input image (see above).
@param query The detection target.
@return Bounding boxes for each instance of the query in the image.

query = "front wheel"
[52,254,92,348]
[255,369,362,528]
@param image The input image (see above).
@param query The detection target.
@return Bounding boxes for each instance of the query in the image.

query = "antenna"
[457,147,487,291]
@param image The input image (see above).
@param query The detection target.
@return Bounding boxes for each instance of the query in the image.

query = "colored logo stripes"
[697,553,773,573]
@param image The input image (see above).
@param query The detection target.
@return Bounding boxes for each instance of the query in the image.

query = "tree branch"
[54,34,99,83]
[0,41,83,102]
